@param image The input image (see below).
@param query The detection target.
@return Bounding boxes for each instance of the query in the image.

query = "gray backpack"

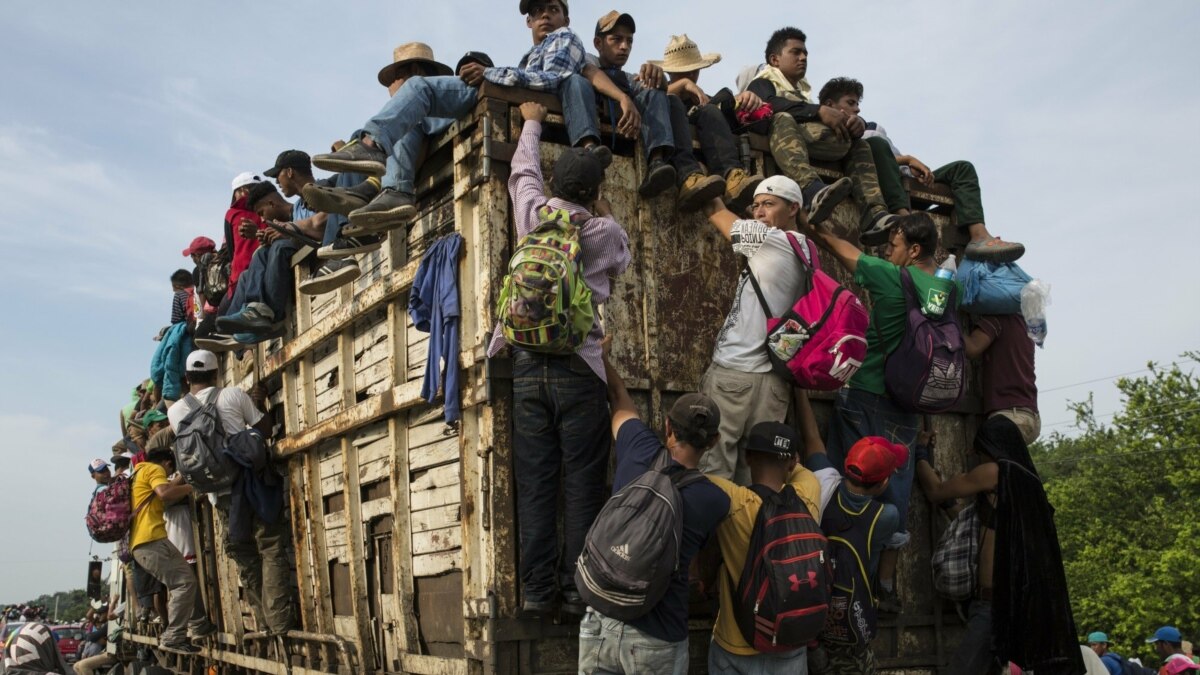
[574,451,704,621]
[175,390,240,493]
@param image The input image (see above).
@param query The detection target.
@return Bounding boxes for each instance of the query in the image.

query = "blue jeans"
[708,640,807,674]
[826,388,919,547]
[596,87,673,160]
[227,238,301,320]
[558,73,603,147]
[322,172,367,245]
[512,350,611,601]
[948,600,996,674]
[579,609,688,675]
[377,117,454,195]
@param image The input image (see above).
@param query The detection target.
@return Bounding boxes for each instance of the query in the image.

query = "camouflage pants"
[808,641,877,675]
[769,114,888,223]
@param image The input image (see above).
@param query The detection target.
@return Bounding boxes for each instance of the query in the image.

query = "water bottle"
[934,256,957,280]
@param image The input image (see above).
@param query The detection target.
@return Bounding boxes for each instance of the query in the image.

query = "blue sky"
[1,1,1197,603]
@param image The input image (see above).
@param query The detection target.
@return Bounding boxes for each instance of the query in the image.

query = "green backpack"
[496,206,595,354]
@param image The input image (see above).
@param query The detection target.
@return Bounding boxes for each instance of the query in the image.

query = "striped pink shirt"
[486,121,630,381]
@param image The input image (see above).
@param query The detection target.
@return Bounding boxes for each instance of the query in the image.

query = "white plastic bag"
[1020,279,1051,347]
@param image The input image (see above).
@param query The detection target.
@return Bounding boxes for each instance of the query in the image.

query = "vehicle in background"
[51,624,84,663]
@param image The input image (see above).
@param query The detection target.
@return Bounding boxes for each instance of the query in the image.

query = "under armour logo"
[789,571,818,592]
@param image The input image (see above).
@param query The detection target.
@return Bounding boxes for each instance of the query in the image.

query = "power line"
[1037,444,1200,466]
[1043,400,1200,429]
[1039,362,1188,394]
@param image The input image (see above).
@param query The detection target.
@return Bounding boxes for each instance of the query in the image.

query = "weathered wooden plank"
[410,417,459,450]
[409,484,461,512]
[412,525,462,556]
[306,453,335,633]
[389,412,420,655]
[410,504,461,534]
[411,463,460,492]
[397,653,467,675]
[340,437,378,669]
[412,549,462,578]
[274,380,425,457]
[410,436,459,473]
[360,498,392,522]
[287,456,317,632]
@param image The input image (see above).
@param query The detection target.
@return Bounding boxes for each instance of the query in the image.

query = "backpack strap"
[745,232,818,320]
[897,267,920,314]
[652,449,706,490]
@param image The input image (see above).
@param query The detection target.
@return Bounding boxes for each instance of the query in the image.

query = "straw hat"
[649,35,721,73]
[377,42,452,87]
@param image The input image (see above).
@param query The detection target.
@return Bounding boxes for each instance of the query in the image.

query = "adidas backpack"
[883,268,965,413]
[496,206,594,354]
[85,474,134,543]
[574,451,705,621]
[746,233,869,390]
[175,390,241,493]
[734,484,831,652]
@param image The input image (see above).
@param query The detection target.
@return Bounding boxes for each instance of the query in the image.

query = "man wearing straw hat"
[653,34,767,212]
[313,1,633,232]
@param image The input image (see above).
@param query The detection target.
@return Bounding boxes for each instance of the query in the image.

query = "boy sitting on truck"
[486,101,631,618]
[312,0,638,233]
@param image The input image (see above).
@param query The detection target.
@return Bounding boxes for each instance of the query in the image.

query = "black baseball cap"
[264,149,311,178]
[667,393,721,438]
[455,51,495,74]
[746,422,799,458]
[551,148,606,203]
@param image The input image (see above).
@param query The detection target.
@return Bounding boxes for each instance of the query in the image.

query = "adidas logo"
[610,543,631,561]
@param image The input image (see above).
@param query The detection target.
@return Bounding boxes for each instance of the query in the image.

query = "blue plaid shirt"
[483,27,585,92]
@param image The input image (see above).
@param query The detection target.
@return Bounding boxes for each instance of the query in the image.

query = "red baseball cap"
[845,436,909,483]
[182,236,216,257]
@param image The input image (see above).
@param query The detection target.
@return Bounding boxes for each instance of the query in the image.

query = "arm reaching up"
[600,336,639,438]
[509,103,549,238]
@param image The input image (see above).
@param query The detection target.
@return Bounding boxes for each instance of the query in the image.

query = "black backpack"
[820,494,886,646]
[1113,655,1155,675]
[883,268,965,413]
[196,249,230,305]
[734,484,831,652]
[574,451,705,621]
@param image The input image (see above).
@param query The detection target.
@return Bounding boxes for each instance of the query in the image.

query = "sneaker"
[519,599,553,619]
[860,211,898,247]
[638,158,676,198]
[317,234,384,260]
[193,334,240,352]
[807,177,853,228]
[724,168,764,213]
[302,179,380,216]
[161,641,201,654]
[312,138,387,176]
[560,589,586,616]
[676,173,726,213]
[964,237,1025,263]
[216,302,277,334]
[189,620,218,641]
[348,189,417,232]
[585,143,613,169]
[298,259,362,296]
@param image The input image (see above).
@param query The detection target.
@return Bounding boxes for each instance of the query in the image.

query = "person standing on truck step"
[653,34,767,213]
[702,421,824,674]
[818,77,1025,263]
[577,338,729,674]
[311,0,640,233]
[167,349,296,636]
[486,101,630,618]
[694,174,850,485]
[587,10,680,200]
[803,210,957,612]
[749,27,898,246]
[129,445,217,652]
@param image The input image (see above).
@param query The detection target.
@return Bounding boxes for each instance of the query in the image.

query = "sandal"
[964,236,1025,263]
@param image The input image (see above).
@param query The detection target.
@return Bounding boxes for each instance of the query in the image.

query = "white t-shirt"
[167,386,263,436]
[163,472,196,563]
[711,221,809,372]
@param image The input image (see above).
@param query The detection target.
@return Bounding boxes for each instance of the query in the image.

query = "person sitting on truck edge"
[694,174,850,485]
[168,269,195,330]
[588,10,678,200]
[818,76,1025,263]
[128,445,216,652]
[311,0,639,232]
[653,34,766,213]
[703,421,823,673]
[803,211,956,612]
[578,338,729,674]
[167,350,296,636]
[215,182,303,342]
[749,27,897,245]
[485,101,631,618]
[264,149,374,296]
[302,44,462,260]
[796,391,902,675]
[194,172,266,352]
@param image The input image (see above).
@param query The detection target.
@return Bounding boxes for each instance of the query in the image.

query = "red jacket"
[224,196,265,295]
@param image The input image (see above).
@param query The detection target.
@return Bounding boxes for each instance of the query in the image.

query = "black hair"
[245,181,280,211]
[668,416,718,451]
[170,269,193,287]
[529,0,569,18]
[146,448,174,464]
[891,212,939,260]
[765,27,807,63]
[550,182,599,205]
[818,77,863,106]
[185,369,218,386]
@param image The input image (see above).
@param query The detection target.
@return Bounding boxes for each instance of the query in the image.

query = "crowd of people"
[54,3,1192,675]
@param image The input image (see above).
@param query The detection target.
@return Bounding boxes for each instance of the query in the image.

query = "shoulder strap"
[784,232,818,270]
[897,267,920,313]
[744,261,776,319]
[747,483,778,506]
[671,468,706,490]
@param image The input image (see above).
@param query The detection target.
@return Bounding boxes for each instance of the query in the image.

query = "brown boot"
[676,173,726,213]
[724,168,764,214]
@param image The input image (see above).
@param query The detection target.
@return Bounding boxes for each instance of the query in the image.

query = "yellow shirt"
[706,466,823,656]
[129,462,168,550]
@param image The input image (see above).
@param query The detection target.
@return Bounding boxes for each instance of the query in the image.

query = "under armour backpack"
[496,206,594,354]
[734,484,831,652]
[883,268,965,413]
[85,474,134,543]
[574,451,705,621]
[175,390,240,493]
[746,233,869,390]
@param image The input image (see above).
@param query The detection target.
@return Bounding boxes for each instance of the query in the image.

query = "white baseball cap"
[231,172,263,191]
[754,175,805,206]
[185,350,219,372]
[88,458,110,474]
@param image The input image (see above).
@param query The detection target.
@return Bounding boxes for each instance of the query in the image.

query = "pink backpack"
[746,233,869,390]
[85,474,134,543]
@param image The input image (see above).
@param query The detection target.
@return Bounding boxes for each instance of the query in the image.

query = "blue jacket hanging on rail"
[408,233,463,424]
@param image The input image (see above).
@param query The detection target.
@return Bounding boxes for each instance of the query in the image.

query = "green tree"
[1040,354,1200,664]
